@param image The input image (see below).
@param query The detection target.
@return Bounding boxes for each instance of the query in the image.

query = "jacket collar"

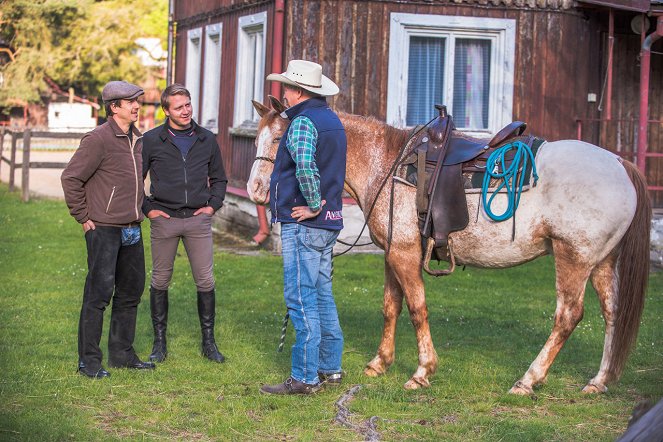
[108,115,142,138]
[284,96,328,121]
[158,119,206,142]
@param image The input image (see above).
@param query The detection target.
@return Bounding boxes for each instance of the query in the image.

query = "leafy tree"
[0,0,167,106]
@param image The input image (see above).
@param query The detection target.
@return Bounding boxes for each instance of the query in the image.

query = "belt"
[169,208,196,218]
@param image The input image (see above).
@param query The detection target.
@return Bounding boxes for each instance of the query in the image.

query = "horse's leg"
[510,240,591,395]
[387,251,438,389]
[583,253,617,393]
[365,261,403,377]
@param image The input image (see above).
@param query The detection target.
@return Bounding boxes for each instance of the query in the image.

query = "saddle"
[399,105,536,276]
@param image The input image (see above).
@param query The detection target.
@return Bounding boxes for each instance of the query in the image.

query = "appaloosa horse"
[248,96,651,394]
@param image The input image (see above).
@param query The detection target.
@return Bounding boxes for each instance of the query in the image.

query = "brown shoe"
[260,376,321,395]
[318,371,343,387]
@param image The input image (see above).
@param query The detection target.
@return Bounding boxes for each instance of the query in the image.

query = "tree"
[0,0,167,106]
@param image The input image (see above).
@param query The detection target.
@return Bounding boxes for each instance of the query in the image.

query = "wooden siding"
[174,1,274,188]
[173,0,663,204]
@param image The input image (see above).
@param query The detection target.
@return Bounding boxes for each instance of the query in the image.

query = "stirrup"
[423,237,456,276]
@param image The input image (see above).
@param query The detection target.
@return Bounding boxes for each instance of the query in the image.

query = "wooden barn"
[170,0,663,241]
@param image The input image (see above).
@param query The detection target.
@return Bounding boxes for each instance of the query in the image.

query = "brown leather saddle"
[399,105,536,276]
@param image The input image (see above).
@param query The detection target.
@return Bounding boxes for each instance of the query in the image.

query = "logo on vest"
[325,210,343,221]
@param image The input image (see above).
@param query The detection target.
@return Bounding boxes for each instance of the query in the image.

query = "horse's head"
[247,95,288,204]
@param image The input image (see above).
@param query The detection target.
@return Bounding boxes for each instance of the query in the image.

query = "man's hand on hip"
[147,210,171,219]
[82,220,96,232]
[194,206,214,216]
[291,200,326,222]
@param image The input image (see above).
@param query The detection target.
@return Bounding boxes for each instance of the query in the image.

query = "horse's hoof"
[404,377,430,390]
[508,381,534,396]
[364,366,381,377]
[582,382,607,394]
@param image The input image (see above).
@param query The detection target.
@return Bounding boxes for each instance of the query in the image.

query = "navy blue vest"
[269,97,347,230]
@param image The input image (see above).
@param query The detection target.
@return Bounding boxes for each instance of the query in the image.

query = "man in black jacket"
[142,83,228,364]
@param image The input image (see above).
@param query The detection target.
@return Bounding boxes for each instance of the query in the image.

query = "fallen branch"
[334,385,380,441]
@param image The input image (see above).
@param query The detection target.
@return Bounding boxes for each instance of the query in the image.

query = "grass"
[0,183,662,441]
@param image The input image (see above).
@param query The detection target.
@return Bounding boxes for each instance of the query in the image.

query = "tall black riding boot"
[197,290,225,363]
[149,287,168,362]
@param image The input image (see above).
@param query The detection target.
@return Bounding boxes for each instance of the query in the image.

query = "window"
[185,28,202,121]
[233,12,267,127]
[201,23,222,133]
[387,13,515,135]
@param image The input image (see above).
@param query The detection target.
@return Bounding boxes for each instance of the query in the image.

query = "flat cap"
[101,81,144,103]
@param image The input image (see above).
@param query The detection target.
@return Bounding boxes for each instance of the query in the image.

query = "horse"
[247,96,651,394]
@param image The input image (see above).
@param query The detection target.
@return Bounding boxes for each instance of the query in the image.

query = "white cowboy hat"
[266,60,339,97]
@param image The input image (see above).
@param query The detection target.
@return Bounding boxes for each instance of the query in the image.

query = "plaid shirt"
[286,116,321,211]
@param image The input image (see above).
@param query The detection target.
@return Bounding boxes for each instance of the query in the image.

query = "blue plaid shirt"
[286,116,321,211]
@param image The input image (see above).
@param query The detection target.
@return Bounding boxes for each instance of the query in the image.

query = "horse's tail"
[608,159,651,380]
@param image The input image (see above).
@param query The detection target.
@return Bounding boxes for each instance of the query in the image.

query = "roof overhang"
[577,0,650,12]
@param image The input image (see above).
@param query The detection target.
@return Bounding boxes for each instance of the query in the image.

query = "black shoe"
[78,361,111,379]
[198,289,225,363]
[260,377,321,395]
[318,371,343,387]
[109,358,156,370]
[202,341,226,363]
[149,287,168,363]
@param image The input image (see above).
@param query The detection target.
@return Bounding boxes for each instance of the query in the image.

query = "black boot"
[197,290,225,363]
[149,287,168,362]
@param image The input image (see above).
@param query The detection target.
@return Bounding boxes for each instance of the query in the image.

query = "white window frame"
[201,23,222,133]
[386,13,516,135]
[233,11,267,127]
[185,28,202,121]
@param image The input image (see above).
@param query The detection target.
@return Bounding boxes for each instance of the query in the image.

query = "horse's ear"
[268,95,286,114]
[252,100,271,118]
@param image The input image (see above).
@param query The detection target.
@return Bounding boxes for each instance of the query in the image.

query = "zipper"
[274,183,279,221]
[106,186,116,213]
[128,133,143,220]
[183,156,188,205]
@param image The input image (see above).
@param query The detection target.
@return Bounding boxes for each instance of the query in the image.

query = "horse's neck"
[339,113,409,211]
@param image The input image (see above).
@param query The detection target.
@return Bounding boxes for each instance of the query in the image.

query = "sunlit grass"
[0,184,661,441]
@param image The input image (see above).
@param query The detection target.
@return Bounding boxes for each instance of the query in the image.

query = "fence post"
[0,129,5,176]
[9,131,18,192]
[22,129,31,202]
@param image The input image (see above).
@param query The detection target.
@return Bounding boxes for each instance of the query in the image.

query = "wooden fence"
[0,128,83,202]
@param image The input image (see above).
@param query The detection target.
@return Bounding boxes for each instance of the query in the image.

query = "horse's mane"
[338,112,410,158]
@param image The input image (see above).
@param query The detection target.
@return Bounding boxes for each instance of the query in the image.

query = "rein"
[334,118,435,257]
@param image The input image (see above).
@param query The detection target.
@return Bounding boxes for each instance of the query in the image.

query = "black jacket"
[142,120,227,216]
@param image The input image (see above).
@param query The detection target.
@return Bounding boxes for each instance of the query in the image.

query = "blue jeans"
[281,223,343,384]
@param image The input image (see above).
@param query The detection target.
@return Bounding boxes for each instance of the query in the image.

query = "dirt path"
[0,150,73,199]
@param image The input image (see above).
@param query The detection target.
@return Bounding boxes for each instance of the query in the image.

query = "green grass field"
[1,184,661,441]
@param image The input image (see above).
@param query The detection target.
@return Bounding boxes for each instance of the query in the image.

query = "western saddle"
[398,105,538,276]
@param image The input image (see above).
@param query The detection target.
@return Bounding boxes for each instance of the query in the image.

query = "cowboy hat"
[266,60,339,97]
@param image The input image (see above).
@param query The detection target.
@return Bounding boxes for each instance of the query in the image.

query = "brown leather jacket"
[61,117,144,226]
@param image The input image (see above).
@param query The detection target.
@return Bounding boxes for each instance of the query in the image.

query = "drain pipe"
[166,0,175,85]
[637,15,663,174]
[253,0,285,244]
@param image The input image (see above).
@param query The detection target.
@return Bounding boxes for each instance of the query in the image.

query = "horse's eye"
[273,137,281,143]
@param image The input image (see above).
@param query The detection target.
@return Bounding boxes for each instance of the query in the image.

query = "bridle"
[254,156,275,163]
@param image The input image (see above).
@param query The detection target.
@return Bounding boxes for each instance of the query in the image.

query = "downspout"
[637,15,663,174]
[606,8,614,120]
[253,0,285,244]
[166,0,175,85]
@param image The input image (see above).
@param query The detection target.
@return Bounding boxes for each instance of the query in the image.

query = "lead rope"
[481,141,539,222]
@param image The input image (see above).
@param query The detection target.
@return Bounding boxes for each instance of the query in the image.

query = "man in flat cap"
[62,80,155,378]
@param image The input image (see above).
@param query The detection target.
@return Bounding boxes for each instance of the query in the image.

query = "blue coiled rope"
[481,141,539,222]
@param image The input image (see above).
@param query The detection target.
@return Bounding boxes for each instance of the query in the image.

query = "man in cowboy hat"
[260,60,347,395]
[62,80,155,378]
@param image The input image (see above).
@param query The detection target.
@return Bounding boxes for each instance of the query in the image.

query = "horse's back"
[451,140,637,268]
